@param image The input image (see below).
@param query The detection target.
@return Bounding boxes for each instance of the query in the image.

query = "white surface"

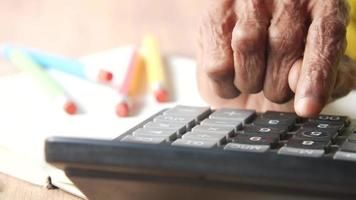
[323,93,356,118]
[0,47,205,195]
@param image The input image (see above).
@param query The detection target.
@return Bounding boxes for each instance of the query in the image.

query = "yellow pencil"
[141,35,169,103]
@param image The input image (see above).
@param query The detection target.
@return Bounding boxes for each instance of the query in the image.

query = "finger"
[288,59,303,93]
[197,0,240,98]
[263,1,307,103]
[295,1,349,117]
[231,0,269,93]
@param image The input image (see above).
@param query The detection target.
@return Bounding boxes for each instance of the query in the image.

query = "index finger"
[294,0,349,117]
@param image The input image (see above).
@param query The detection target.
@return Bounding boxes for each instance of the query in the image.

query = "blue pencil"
[2,45,113,83]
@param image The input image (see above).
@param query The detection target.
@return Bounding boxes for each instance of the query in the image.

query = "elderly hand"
[197,0,356,117]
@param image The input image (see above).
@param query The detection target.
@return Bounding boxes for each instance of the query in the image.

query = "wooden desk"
[0,0,203,199]
[0,172,81,200]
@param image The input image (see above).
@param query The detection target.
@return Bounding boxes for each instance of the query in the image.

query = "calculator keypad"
[120,105,355,160]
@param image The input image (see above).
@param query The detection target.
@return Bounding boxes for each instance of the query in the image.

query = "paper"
[0,47,205,196]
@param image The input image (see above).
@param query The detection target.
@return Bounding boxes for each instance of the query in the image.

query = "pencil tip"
[64,101,77,115]
[98,70,113,82]
[116,102,129,117]
[155,89,168,103]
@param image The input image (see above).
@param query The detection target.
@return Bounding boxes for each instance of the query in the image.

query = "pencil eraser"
[155,89,168,103]
[116,102,129,117]
[98,70,113,83]
[64,101,77,115]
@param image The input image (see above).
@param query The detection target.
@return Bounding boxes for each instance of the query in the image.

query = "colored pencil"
[116,48,144,117]
[2,45,113,83]
[4,48,78,115]
[141,35,169,103]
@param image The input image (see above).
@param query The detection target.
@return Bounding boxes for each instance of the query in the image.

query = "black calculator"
[45,105,356,200]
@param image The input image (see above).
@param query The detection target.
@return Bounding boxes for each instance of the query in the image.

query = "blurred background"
[0,0,204,63]
[0,1,206,199]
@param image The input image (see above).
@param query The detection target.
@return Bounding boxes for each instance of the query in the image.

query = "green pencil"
[6,49,78,115]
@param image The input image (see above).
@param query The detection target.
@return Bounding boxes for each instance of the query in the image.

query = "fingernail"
[295,97,323,117]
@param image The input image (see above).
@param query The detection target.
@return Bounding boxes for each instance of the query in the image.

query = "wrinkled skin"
[197,0,356,117]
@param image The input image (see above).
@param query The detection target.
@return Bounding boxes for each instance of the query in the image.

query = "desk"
[0,172,81,200]
[0,0,203,199]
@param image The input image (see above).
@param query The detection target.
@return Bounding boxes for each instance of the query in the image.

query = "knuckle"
[268,24,305,52]
[308,17,346,65]
[231,22,266,53]
[263,86,294,104]
[304,57,333,81]
[205,58,234,81]
[234,78,263,94]
[311,16,346,40]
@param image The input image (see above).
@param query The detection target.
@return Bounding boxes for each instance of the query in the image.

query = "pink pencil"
[116,49,142,117]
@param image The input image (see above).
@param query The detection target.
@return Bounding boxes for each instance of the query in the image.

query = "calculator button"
[192,125,234,137]
[334,151,356,161]
[224,143,270,153]
[209,108,255,123]
[340,142,356,153]
[263,111,299,122]
[278,147,325,157]
[285,139,330,150]
[133,128,177,141]
[200,119,242,131]
[172,139,216,148]
[303,122,343,131]
[302,122,344,135]
[278,139,329,157]
[309,115,349,126]
[233,135,279,146]
[253,117,294,129]
[294,130,337,142]
[154,115,195,128]
[163,105,211,121]
[182,132,225,144]
[347,134,356,142]
[121,135,165,144]
[242,125,287,137]
[144,122,186,134]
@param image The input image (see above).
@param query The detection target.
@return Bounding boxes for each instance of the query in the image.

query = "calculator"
[45,105,356,200]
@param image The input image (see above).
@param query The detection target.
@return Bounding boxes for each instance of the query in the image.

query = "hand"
[197,0,356,117]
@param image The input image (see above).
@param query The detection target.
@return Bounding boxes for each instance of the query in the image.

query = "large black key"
[309,115,350,126]
[302,122,343,132]
[294,129,338,142]
[242,125,288,137]
[253,117,295,129]
[262,111,299,122]
[233,135,279,146]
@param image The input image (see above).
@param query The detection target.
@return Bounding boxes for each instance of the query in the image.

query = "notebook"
[0,46,355,198]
